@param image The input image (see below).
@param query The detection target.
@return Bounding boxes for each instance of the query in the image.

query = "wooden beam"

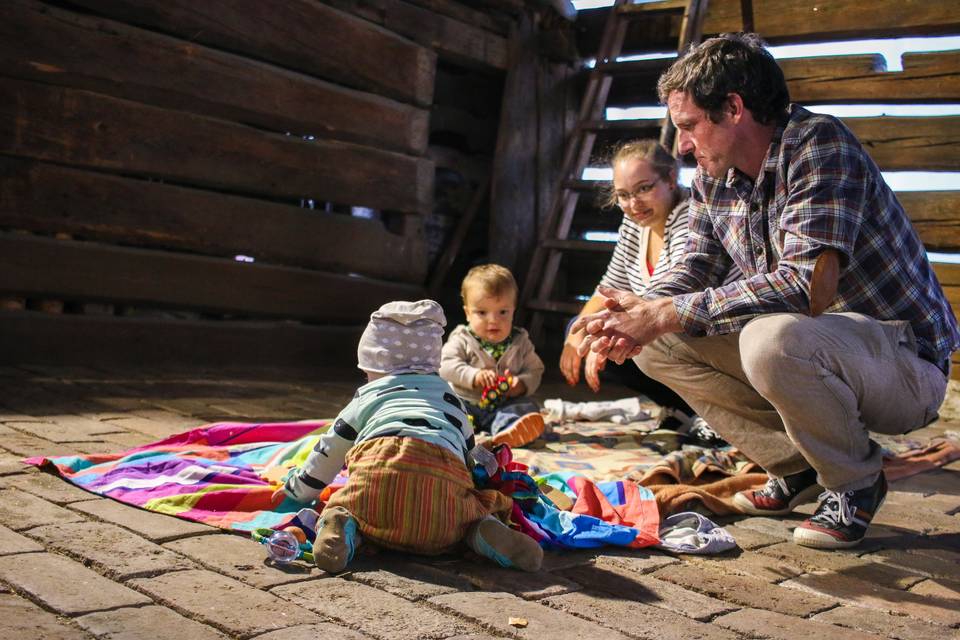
[847,116,960,172]
[607,51,960,106]
[579,0,960,54]
[0,157,426,283]
[783,52,960,103]
[403,0,509,34]
[901,192,960,253]
[66,0,436,106]
[0,233,424,323]
[706,0,960,43]
[0,77,433,214]
[0,311,363,367]
[1,1,427,155]
[327,0,509,69]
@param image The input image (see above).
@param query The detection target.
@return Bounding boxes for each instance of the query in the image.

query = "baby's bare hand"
[474,369,498,389]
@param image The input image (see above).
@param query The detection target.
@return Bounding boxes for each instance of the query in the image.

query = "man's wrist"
[654,297,682,333]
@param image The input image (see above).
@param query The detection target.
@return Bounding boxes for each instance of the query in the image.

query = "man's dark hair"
[657,33,790,125]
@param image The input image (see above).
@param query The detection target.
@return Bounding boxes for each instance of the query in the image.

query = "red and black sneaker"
[793,472,888,549]
[733,467,821,516]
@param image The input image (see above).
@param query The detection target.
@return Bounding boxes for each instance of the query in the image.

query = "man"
[574,33,958,549]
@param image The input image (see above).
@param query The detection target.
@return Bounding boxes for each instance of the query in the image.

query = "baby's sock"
[466,516,543,572]
[313,506,360,574]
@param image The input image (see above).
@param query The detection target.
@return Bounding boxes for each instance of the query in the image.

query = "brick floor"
[651,563,837,616]
[431,591,634,640]
[542,590,742,640]
[77,605,229,640]
[0,552,151,615]
[130,569,324,636]
[0,592,91,640]
[0,365,958,640]
[273,578,481,639]
[163,532,318,589]
[812,604,957,640]
[714,607,889,640]
[27,520,196,580]
[782,572,960,626]
[68,497,215,543]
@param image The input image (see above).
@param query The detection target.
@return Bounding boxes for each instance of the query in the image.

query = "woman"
[560,139,736,441]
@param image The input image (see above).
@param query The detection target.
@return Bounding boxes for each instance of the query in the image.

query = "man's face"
[668,90,738,179]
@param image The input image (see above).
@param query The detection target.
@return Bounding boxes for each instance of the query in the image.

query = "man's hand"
[474,369,498,389]
[271,487,286,505]
[571,292,681,365]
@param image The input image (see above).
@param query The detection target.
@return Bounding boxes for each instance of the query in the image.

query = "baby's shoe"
[491,412,545,448]
[466,516,543,572]
[313,506,360,574]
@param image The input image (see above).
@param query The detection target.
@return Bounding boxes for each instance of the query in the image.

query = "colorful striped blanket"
[25,421,661,550]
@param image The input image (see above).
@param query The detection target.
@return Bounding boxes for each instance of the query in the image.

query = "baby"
[440,264,546,447]
[275,299,542,573]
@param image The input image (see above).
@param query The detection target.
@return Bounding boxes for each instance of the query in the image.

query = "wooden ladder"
[518,0,709,342]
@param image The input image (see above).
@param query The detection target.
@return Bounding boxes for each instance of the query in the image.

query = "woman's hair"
[599,139,679,209]
[460,264,518,305]
[656,32,789,125]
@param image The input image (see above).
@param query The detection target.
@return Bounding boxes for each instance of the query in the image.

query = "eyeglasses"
[614,178,662,205]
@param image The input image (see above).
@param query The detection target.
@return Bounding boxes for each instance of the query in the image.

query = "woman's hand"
[559,335,584,387]
[584,350,606,392]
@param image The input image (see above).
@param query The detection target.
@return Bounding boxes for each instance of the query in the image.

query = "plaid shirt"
[648,104,960,362]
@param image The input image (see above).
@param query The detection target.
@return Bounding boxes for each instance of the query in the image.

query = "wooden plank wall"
[565,0,960,375]
[0,0,514,365]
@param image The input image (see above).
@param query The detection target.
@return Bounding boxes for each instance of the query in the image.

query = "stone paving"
[0,364,958,640]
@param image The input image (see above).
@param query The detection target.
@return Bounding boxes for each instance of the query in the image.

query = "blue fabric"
[466,397,540,435]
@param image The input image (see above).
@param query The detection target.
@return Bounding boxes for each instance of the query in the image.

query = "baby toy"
[252,526,314,564]
[478,374,514,410]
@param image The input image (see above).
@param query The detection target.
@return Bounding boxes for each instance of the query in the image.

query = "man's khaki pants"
[635,312,948,492]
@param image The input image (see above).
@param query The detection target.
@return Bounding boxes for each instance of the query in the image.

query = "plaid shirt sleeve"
[653,122,870,337]
[645,184,733,306]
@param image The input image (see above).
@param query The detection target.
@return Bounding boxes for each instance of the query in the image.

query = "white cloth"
[543,397,649,424]
[655,512,737,555]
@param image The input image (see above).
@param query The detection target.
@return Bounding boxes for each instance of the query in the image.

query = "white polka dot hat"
[357,300,446,375]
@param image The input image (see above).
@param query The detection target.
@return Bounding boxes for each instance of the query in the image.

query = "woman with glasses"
[560,139,738,442]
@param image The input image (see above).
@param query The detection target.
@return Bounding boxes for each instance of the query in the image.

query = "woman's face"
[611,157,675,229]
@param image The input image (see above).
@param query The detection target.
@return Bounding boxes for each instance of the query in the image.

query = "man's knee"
[740,313,812,394]
[634,334,675,379]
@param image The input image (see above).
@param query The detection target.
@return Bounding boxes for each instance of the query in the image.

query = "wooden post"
[489,11,538,274]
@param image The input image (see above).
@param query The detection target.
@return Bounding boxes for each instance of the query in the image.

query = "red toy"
[478,374,514,410]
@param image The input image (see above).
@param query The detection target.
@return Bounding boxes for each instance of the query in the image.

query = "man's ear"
[726,93,746,123]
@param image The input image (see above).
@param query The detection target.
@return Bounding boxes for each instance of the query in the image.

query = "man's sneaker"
[491,412,545,448]
[733,467,821,516]
[656,406,694,432]
[794,473,888,549]
[686,416,728,448]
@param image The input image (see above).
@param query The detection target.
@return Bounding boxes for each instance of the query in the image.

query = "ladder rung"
[526,299,584,315]
[544,238,616,253]
[617,0,688,16]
